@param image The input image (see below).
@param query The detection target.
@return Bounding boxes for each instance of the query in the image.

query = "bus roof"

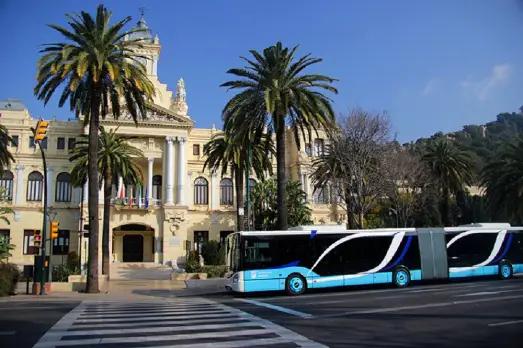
[235,226,523,236]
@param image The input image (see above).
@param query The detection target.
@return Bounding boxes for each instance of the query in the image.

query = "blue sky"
[1,0,522,142]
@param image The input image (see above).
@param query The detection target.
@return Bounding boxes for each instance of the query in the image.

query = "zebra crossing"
[33,297,325,347]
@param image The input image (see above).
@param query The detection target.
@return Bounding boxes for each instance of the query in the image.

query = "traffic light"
[33,229,42,249]
[50,221,59,240]
[34,120,49,142]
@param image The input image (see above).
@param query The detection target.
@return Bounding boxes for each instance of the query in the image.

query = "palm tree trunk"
[275,116,288,230]
[86,89,100,293]
[235,169,244,232]
[442,185,450,226]
[102,171,112,277]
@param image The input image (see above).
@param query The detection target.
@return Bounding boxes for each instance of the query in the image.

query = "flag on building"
[145,188,149,209]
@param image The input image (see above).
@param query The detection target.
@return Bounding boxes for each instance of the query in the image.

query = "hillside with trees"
[410,108,523,179]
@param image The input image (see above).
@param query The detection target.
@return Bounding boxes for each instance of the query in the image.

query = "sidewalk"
[1,278,227,302]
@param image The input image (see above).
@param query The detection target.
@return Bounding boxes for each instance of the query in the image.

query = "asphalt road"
[212,276,523,348]
[2,277,522,348]
[0,299,79,348]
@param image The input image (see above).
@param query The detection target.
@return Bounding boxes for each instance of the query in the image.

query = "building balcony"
[110,197,162,210]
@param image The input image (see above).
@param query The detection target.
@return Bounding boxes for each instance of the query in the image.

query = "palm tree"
[0,124,14,172]
[481,137,523,224]
[221,42,337,230]
[203,132,274,231]
[422,138,473,225]
[70,127,143,277]
[34,5,154,292]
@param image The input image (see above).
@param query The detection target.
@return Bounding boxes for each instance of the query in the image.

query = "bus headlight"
[232,273,240,283]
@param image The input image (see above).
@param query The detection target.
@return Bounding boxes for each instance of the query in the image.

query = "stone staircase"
[110,262,173,280]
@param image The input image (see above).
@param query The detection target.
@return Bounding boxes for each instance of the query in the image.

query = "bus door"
[417,228,448,280]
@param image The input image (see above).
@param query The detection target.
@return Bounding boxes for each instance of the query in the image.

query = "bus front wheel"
[285,273,307,296]
[393,267,411,288]
[498,261,513,280]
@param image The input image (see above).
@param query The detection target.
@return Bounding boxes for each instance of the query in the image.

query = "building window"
[10,135,18,148]
[29,136,36,148]
[194,230,209,253]
[52,230,70,255]
[305,143,312,157]
[0,230,9,243]
[27,171,43,201]
[68,137,76,150]
[55,172,72,202]
[220,178,233,205]
[0,171,14,200]
[152,175,162,200]
[314,139,325,156]
[313,186,330,204]
[193,144,200,156]
[23,230,38,255]
[194,177,208,205]
[220,231,233,246]
[57,137,65,150]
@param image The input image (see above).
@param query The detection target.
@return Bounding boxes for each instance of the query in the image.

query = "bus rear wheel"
[393,267,411,288]
[498,261,513,280]
[285,273,306,296]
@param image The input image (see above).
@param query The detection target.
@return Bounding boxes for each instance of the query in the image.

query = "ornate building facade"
[0,17,338,271]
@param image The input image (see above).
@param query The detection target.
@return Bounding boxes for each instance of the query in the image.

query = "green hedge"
[201,265,228,278]
[201,241,225,265]
[0,263,19,296]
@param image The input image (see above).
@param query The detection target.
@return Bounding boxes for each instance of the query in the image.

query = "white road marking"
[237,298,314,319]
[34,298,326,348]
[488,319,523,327]
[315,294,523,318]
[69,316,242,329]
[0,331,16,335]
[455,290,522,297]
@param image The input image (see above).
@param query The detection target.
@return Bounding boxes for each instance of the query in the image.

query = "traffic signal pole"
[38,138,48,295]
[33,120,49,295]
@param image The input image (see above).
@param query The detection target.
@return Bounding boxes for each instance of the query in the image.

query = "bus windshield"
[226,233,241,272]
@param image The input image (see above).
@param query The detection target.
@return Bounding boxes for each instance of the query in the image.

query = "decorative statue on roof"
[176,78,186,102]
[172,78,189,116]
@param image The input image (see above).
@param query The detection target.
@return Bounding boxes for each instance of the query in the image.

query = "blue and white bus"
[224,224,523,295]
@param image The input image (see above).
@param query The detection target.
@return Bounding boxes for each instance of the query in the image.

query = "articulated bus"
[224,224,523,295]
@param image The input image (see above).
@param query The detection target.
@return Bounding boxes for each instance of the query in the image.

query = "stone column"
[46,167,54,206]
[211,173,219,210]
[165,137,175,205]
[14,165,25,206]
[176,137,186,205]
[117,176,123,198]
[83,179,88,203]
[147,158,154,204]
[303,172,310,202]
[186,171,193,206]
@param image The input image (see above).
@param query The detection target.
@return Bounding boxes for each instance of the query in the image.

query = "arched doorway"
[113,224,155,263]
[123,235,144,262]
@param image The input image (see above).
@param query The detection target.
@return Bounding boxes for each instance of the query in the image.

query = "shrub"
[201,240,225,265]
[201,265,228,278]
[0,263,19,296]
[184,250,201,273]
[0,236,14,262]
[66,251,80,270]
[52,264,80,282]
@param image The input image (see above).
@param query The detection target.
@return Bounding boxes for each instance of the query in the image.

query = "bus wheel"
[286,273,306,296]
[498,261,513,280]
[393,267,411,288]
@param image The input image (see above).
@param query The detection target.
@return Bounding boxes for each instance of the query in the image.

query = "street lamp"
[389,207,399,228]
